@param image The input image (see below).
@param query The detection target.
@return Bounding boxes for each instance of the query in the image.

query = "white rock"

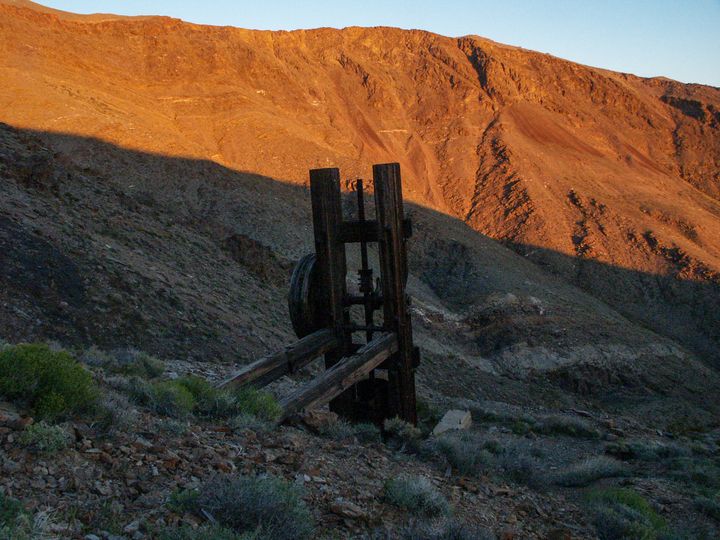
[431,410,472,436]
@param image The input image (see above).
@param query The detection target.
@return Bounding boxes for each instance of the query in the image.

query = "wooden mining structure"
[218,163,419,425]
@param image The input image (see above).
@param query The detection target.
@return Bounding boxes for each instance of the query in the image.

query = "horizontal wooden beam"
[279,332,398,421]
[217,329,338,390]
[339,219,412,243]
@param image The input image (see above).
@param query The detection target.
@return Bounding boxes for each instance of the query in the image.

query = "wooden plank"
[339,219,413,243]
[373,162,418,424]
[309,168,355,415]
[309,168,349,362]
[279,333,398,420]
[217,329,337,390]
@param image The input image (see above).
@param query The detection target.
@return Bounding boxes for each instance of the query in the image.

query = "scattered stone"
[299,409,339,433]
[123,519,141,534]
[546,528,572,540]
[2,458,21,474]
[330,498,366,520]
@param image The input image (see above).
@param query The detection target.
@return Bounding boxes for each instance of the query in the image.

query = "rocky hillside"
[1,0,719,365]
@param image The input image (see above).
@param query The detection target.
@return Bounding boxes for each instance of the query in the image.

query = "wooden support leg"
[373,163,418,425]
[279,333,398,421]
[309,168,355,417]
[217,329,338,390]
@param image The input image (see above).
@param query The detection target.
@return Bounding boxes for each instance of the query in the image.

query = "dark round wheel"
[288,253,326,338]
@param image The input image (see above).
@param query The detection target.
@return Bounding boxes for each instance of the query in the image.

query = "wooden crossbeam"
[279,332,398,421]
[339,219,413,243]
[217,329,338,390]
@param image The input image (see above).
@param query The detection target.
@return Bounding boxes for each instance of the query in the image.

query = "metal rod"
[356,179,375,344]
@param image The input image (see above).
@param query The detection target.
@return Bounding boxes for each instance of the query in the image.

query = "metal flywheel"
[288,253,326,338]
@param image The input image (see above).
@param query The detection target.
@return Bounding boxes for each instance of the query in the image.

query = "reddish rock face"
[2,1,718,268]
[0,1,719,361]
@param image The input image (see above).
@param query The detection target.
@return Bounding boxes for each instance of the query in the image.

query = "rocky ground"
[1,345,719,539]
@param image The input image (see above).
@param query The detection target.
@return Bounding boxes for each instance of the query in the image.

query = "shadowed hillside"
[2,122,718,430]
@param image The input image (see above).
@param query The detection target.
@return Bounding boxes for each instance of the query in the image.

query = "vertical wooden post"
[309,168,355,415]
[373,163,418,425]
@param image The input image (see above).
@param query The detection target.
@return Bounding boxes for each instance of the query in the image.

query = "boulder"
[431,410,472,436]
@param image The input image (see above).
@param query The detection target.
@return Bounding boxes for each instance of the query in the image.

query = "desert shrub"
[234,387,282,422]
[110,348,165,378]
[0,494,51,540]
[318,419,356,440]
[94,392,139,434]
[320,420,381,443]
[79,346,115,368]
[175,377,280,420]
[587,488,668,540]
[553,456,627,487]
[496,442,544,487]
[384,475,450,517]
[384,417,423,451]
[482,439,503,455]
[424,432,544,486]
[173,474,313,540]
[167,487,201,513]
[665,413,713,436]
[537,415,599,438]
[605,440,690,462]
[0,493,26,530]
[399,518,492,540]
[157,418,190,435]
[511,420,532,435]
[157,524,252,540]
[85,501,125,536]
[416,398,443,436]
[694,495,720,521]
[128,378,196,418]
[690,442,714,456]
[0,343,97,420]
[428,432,494,476]
[82,346,165,378]
[127,374,280,422]
[668,457,720,489]
[175,376,237,418]
[18,422,70,452]
[352,422,382,443]
[462,402,537,427]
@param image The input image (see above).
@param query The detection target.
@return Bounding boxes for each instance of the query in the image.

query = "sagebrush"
[0,343,97,420]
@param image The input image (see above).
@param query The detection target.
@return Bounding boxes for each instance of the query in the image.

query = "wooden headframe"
[219,163,418,425]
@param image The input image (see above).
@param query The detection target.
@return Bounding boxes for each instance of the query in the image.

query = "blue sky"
[43,0,720,87]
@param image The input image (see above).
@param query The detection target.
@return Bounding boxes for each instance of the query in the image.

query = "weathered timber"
[373,163,418,424]
[309,168,355,415]
[309,169,350,362]
[339,219,413,243]
[279,333,398,420]
[217,329,337,390]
